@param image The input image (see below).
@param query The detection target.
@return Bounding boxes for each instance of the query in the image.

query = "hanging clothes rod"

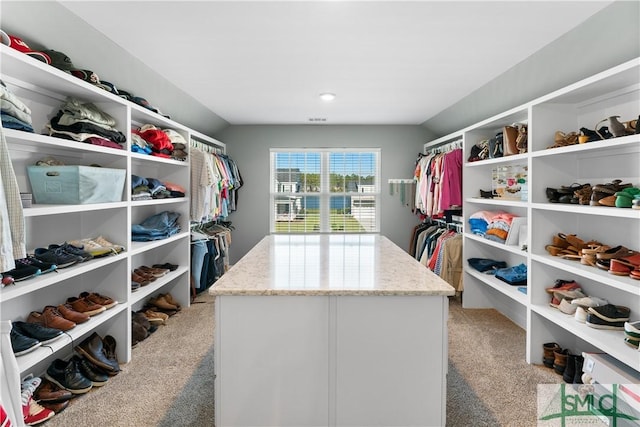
[424,138,463,154]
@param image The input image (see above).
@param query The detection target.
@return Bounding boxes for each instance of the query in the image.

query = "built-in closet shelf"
[130,152,189,166]
[128,232,190,256]
[1,40,228,390]
[531,203,640,219]
[465,268,528,305]
[464,153,528,167]
[530,304,638,372]
[0,253,128,303]
[0,46,128,105]
[428,57,640,374]
[23,202,128,217]
[131,198,190,207]
[531,134,639,158]
[129,266,189,305]
[530,254,640,296]
[464,233,527,256]
[3,129,129,157]
[466,198,526,207]
[15,304,128,374]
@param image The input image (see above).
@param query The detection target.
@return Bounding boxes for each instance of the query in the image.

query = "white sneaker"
[575,306,588,323]
[571,296,608,308]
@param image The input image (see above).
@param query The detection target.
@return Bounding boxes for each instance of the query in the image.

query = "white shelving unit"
[0,44,226,386]
[425,57,640,374]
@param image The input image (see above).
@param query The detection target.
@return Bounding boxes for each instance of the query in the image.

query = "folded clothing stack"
[131,175,186,200]
[1,79,34,132]
[131,211,181,242]
[45,97,126,149]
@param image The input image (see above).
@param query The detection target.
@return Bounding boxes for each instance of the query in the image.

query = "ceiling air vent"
[308,117,327,122]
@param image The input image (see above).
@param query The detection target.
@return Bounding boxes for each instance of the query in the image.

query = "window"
[270,149,380,233]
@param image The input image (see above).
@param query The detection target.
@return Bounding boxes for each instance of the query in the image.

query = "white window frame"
[270,148,381,233]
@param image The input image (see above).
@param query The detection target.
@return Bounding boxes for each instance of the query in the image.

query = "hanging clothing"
[0,127,26,272]
[414,148,463,218]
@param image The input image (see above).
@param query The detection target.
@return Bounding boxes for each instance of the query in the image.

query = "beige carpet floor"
[42,293,561,427]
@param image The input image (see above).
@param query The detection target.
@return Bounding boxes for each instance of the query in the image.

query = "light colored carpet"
[43,293,561,427]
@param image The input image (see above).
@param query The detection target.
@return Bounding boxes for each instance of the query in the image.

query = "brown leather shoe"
[57,304,90,324]
[40,400,69,414]
[27,307,76,331]
[34,379,74,403]
[132,271,150,286]
[66,296,106,316]
[149,294,178,311]
[79,292,117,309]
[162,293,181,311]
[75,332,119,373]
[144,309,168,325]
[139,265,169,277]
[134,269,157,282]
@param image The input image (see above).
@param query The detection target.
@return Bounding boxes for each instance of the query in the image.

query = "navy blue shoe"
[10,328,41,356]
[12,321,63,345]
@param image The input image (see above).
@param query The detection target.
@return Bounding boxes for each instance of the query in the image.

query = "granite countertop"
[209,234,455,296]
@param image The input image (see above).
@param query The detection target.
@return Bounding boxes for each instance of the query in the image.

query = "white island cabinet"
[210,234,455,427]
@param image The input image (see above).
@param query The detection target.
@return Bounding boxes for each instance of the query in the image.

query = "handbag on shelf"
[488,132,503,159]
[516,124,528,153]
[503,125,519,156]
[468,139,489,162]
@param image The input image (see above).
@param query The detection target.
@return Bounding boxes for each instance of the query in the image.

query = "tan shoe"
[66,296,107,316]
[138,265,169,277]
[28,306,76,331]
[162,293,181,311]
[149,295,178,311]
[57,304,90,324]
[143,310,167,325]
[79,292,117,309]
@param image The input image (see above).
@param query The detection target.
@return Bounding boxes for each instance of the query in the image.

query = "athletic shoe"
[33,247,80,268]
[12,321,63,345]
[11,328,41,356]
[71,355,109,387]
[15,256,57,274]
[21,377,55,425]
[48,243,93,262]
[1,264,41,281]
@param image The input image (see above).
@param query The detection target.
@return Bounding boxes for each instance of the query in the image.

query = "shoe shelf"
[465,267,527,306]
[129,266,189,306]
[464,233,526,256]
[0,253,128,304]
[531,254,640,297]
[530,304,638,372]
[427,57,640,374]
[15,303,128,375]
[531,203,640,219]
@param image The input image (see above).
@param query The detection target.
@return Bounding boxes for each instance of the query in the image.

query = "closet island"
[210,233,455,427]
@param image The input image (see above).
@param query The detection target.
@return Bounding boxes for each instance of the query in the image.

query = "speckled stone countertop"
[209,234,455,296]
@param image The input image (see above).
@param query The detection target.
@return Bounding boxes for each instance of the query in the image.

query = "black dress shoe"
[12,321,63,344]
[45,358,93,394]
[72,355,109,386]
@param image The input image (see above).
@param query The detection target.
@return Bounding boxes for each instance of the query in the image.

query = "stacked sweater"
[46,97,126,149]
[1,80,34,132]
[468,210,518,244]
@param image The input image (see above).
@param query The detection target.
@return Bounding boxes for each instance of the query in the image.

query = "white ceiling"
[60,1,612,126]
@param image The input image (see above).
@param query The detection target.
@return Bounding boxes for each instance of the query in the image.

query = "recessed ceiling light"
[319,93,336,102]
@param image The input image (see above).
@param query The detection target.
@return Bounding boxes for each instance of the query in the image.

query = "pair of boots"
[542,342,584,384]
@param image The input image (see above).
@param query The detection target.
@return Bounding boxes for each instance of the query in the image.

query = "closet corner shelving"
[425,57,640,374]
[0,43,225,383]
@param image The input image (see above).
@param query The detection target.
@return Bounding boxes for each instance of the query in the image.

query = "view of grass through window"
[271,150,379,233]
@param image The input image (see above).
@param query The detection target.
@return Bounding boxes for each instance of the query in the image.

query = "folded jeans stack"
[131,211,181,242]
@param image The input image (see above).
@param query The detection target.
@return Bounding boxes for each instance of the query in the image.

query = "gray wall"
[215,125,435,263]
[422,0,640,136]
[0,1,229,135]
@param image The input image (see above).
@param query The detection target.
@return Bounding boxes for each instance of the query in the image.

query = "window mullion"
[320,152,329,233]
